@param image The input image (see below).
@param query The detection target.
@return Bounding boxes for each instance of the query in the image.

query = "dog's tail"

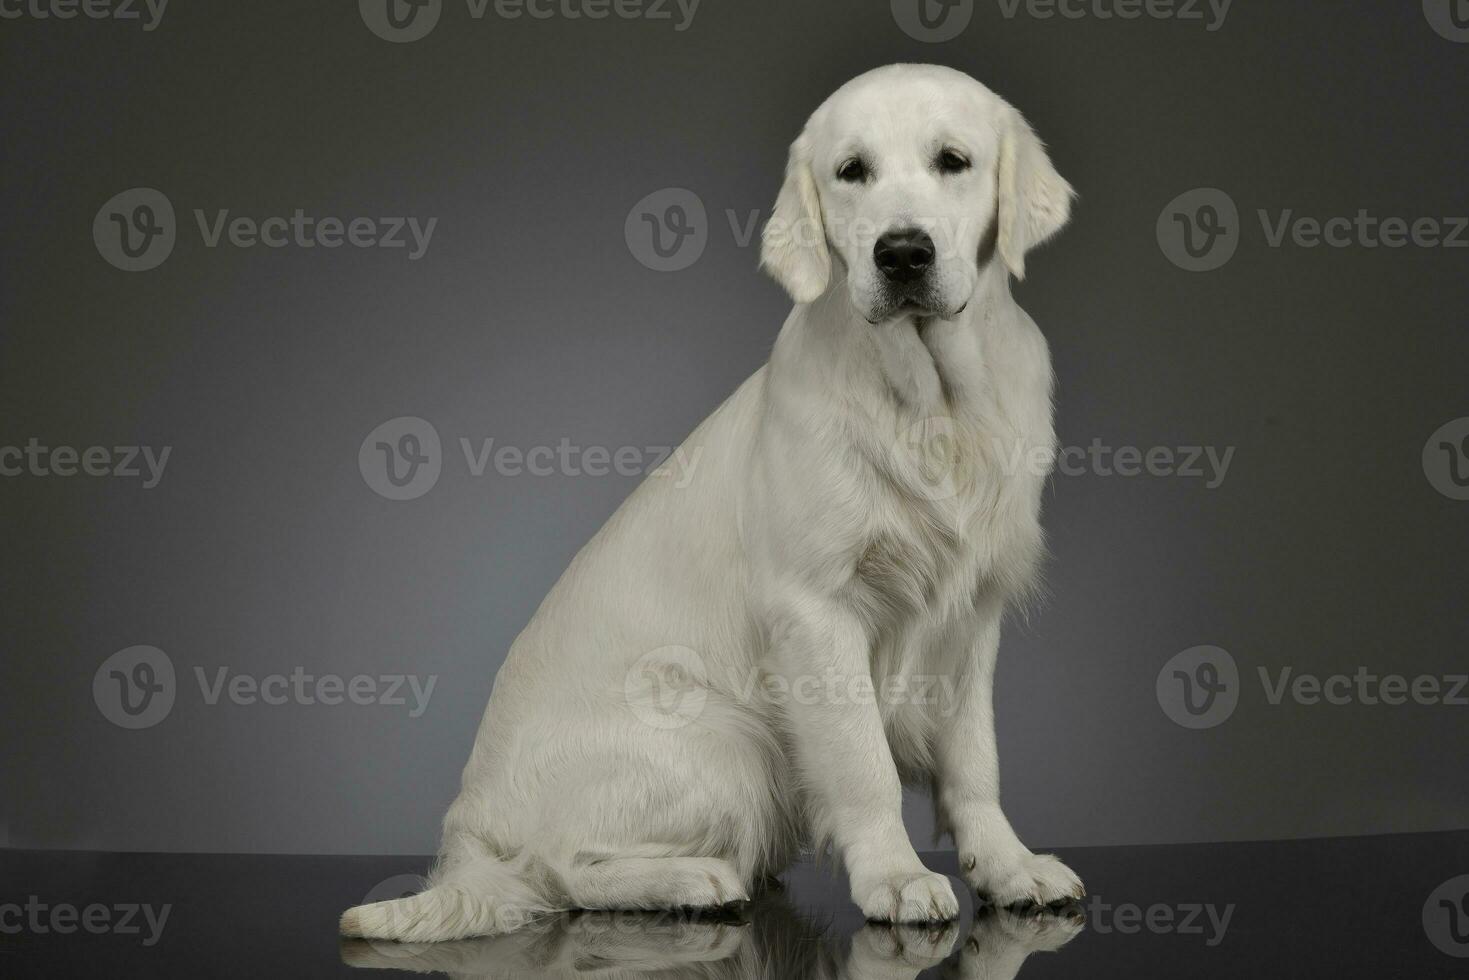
[339,856,553,943]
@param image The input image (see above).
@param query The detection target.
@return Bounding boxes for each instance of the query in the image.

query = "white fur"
[342,63,1080,942]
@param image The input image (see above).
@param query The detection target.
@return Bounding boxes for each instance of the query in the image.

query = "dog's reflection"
[341,892,1083,979]
[945,905,1085,980]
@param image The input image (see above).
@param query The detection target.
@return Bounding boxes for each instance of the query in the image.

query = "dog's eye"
[937,149,971,174]
[837,158,867,183]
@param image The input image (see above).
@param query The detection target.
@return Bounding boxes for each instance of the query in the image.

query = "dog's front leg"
[935,615,1084,908]
[769,598,958,924]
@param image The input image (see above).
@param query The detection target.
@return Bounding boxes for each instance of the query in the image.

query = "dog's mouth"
[864,293,968,325]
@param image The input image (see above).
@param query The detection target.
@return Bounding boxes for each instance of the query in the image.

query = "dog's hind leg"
[565,856,749,911]
[340,852,554,942]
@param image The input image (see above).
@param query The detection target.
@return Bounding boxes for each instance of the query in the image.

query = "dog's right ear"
[760,134,830,304]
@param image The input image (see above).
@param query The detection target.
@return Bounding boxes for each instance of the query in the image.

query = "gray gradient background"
[2,1,1467,856]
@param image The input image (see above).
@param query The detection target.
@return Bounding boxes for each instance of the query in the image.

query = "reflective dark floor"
[3,831,1468,978]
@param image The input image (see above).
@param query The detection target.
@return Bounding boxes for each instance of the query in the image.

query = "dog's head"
[761,64,1073,323]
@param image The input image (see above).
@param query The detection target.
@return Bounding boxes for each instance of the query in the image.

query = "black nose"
[874,228,935,284]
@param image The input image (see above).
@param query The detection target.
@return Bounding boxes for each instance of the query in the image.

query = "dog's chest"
[848,388,1051,626]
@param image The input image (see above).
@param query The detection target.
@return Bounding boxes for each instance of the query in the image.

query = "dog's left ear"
[760,134,831,304]
[996,108,1074,280]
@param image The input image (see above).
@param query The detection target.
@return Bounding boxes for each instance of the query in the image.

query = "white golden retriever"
[342,63,1080,942]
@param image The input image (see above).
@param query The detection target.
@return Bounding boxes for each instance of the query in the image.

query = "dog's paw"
[855,870,960,924]
[849,921,960,975]
[657,858,751,910]
[963,852,1083,909]
[975,902,1086,952]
